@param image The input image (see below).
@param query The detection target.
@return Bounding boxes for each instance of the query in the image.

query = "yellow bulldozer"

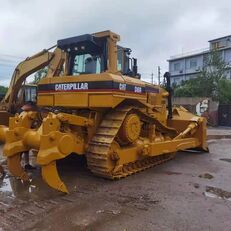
[0,31,208,193]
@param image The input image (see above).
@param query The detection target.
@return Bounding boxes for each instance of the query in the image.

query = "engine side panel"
[37,73,161,109]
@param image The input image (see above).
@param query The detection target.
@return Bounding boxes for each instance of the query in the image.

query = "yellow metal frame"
[0,30,208,193]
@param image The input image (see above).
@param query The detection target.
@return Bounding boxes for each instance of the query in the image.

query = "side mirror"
[132,58,138,77]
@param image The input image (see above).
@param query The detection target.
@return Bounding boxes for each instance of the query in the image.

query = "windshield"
[71,53,102,75]
[25,86,37,102]
[117,46,131,75]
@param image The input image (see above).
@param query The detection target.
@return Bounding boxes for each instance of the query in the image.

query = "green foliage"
[0,85,8,94]
[32,68,48,84]
[173,49,231,103]
[218,79,231,104]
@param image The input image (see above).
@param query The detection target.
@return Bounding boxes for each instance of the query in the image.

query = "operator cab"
[57,32,140,78]
[117,46,139,78]
[18,84,37,103]
[58,34,107,75]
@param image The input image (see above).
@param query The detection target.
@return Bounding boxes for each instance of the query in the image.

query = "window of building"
[190,59,197,69]
[173,77,181,85]
[174,62,180,71]
[212,42,220,49]
[226,38,231,47]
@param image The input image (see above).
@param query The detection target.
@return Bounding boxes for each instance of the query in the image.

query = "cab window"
[72,54,101,75]
[117,48,123,71]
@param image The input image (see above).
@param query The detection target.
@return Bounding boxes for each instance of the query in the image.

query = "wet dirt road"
[0,139,231,231]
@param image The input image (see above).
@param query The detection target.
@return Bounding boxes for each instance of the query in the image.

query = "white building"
[168,35,231,85]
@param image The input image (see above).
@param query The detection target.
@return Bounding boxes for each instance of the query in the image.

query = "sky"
[0,0,231,86]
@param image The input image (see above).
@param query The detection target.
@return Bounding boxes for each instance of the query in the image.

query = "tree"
[0,85,8,95]
[218,79,231,104]
[32,68,48,84]
[174,49,229,102]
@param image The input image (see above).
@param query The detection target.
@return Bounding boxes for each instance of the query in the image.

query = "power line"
[0,53,24,59]
[0,58,22,64]
[0,59,19,63]
[0,76,11,78]
[0,63,17,68]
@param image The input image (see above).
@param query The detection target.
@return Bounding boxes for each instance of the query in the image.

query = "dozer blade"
[7,154,30,181]
[41,161,68,193]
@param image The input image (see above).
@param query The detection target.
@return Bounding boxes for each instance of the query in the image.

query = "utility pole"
[151,72,154,84]
[158,66,161,85]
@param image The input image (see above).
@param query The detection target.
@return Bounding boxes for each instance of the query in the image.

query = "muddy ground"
[0,139,231,231]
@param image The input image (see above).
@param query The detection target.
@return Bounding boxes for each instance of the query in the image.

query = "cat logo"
[134,86,142,93]
[119,83,126,91]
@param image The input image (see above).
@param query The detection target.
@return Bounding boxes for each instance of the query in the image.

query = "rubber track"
[87,105,176,179]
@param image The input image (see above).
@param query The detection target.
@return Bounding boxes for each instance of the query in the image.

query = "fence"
[218,105,231,126]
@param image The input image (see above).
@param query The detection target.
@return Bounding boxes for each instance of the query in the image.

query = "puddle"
[0,173,60,200]
[204,186,231,201]
[220,158,231,163]
[199,173,214,179]
[0,176,13,193]
[193,183,200,189]
[96,209,121,215]
[0,155,88,201]
[163,171,182,175]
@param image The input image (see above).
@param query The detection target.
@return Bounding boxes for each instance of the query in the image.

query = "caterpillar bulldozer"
[0,30,208,193]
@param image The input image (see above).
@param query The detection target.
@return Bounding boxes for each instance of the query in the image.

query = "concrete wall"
[224,49,231,64]
[173,97,219,126]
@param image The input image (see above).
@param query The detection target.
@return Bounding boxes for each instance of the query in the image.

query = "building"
[168,35,231,85]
